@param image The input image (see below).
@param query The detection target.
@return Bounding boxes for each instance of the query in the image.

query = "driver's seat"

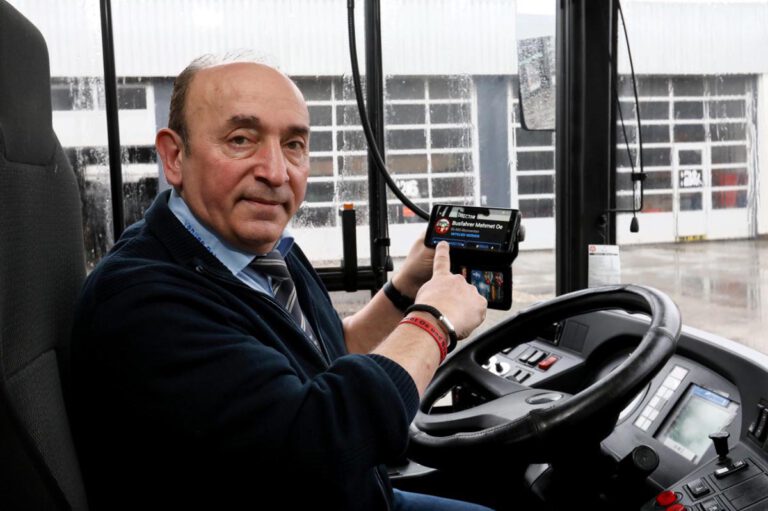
[0,1,89,509]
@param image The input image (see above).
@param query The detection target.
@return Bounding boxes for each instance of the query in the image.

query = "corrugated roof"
[7,0,768,77]
[619,1,768,74]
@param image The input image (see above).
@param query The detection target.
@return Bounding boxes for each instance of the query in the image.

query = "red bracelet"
[399,316,448,362]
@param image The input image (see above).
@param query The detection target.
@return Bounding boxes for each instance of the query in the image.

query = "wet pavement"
[330,239,768,356]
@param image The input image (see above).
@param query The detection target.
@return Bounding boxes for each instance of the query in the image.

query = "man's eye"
[230,136,249,145]
[286,140,306,151]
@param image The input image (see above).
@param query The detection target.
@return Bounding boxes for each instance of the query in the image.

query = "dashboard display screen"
[656,385,739,463]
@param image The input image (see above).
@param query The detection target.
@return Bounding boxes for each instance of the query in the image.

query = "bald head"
[167,56,305,153]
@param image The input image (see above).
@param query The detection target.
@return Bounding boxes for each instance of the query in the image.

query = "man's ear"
[156,128,185,188]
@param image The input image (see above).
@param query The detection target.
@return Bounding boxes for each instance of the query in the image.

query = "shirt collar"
[168,189,294,275]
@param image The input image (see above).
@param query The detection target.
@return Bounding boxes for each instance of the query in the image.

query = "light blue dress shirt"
[168,189,294,298]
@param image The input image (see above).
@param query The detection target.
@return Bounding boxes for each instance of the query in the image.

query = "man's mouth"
[243,197,281,206]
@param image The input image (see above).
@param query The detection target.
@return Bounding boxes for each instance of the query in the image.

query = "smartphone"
[424,204,520,253]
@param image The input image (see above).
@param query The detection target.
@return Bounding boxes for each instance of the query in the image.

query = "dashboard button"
[537,355,559,371]
[700,497,725,511]
[664,376,682,390]
[671,365,689,380]
[754,406,768,441]
[655,490,677,507]
[527,350,547,366]
[748,403,764,435]
[713,459,747,479]
[686,477,710,498]
[518,347,537,363]
[514,370,531,383]
[634,417,650,431]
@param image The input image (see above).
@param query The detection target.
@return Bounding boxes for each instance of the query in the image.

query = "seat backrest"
[0,1,89,509]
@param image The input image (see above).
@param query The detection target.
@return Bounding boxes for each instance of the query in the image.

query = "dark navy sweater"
[69,191,419,510]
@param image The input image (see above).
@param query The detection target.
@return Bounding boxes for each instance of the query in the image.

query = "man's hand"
[413,242,487,339]
[392,232,436,299]
[371,241,487,396]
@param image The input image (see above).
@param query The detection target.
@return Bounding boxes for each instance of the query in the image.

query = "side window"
[616,2,764,350]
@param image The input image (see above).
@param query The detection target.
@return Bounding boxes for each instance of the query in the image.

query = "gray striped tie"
[250,250,322,353]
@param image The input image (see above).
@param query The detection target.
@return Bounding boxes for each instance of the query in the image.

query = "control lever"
[617,445,660,481]
[709,431,730,465]
[602,445,660,508]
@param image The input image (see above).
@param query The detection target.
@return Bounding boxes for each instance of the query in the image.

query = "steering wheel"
[408,285,681,468]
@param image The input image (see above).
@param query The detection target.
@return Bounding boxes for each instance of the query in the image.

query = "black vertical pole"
[607,4,619,245]
[99,0,125,241]
[555,0,618,294]
[364,0,390,292]
[340,205,359,291]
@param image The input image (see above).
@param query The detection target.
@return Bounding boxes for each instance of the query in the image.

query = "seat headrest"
[0,0,56,165]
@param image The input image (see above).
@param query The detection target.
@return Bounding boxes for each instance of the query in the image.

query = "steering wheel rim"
[408,284,681,468]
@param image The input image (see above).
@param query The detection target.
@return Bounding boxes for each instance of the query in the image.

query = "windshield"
[8,0,768,356]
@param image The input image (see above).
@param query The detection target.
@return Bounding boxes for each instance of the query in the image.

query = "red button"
[537,355,559,371]
[656,491,677,507]
[666,504,686,511]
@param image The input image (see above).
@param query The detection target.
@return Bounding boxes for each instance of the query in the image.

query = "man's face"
[168,63,310,254]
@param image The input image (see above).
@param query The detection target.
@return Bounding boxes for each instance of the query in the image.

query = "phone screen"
[425,204,518,253]
[457,265,512,310]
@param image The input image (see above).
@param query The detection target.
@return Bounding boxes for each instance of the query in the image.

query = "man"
[69,55,489,510]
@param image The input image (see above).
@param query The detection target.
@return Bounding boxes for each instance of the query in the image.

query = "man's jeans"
[392,489,495,510]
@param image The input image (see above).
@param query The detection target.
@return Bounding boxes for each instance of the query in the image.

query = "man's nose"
[253,137,289,186]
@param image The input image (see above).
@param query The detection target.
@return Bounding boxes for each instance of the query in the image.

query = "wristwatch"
[405,304,458,354]
[383,281,415,313]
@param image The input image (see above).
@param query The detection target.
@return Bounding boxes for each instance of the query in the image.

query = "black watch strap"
[405,304,458,354]
[383,281,415,313]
